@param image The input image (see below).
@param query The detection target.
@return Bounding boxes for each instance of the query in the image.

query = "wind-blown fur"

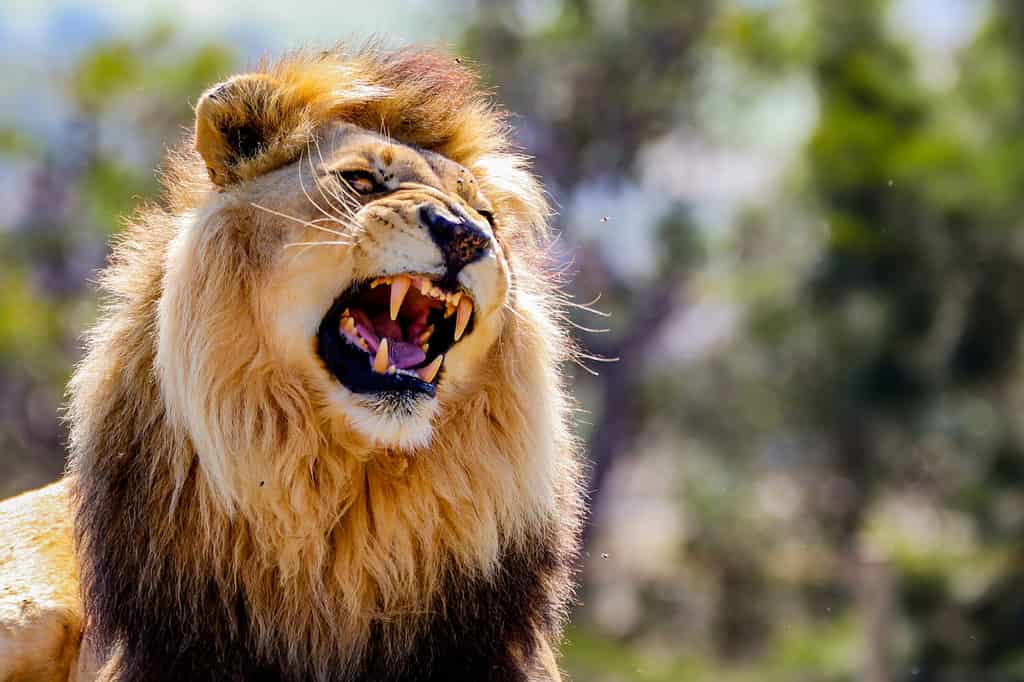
[60,47,582,681]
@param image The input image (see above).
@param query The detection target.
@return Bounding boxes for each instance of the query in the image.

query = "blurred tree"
[463,0,713,544]
[0,28,234,497]
[701,0,1024,679]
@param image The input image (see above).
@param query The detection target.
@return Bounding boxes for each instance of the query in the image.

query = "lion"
[0,47,583,681]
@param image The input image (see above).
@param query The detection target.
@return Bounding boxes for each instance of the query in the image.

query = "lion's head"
[67,48,580,678]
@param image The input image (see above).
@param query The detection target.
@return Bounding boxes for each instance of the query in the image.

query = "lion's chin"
[338,388,440,450]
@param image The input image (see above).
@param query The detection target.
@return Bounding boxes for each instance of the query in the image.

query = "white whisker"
[309,137,360,218]
[568,320,611,334]
[283,240,352,249]
[571,357,601,376]
[502,302,530,324]
[250,202,349,239]
[564,300,612,318]
[576,352,619,363]
[298,163,342,224]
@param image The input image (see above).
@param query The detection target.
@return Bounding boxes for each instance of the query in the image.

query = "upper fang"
[390,275,411,320]
[454,298,472,341]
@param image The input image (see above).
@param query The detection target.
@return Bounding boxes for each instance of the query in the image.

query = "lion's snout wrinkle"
[418,203,493,278]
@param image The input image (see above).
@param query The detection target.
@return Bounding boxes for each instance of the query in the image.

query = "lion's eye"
[477,209,496,228]
[337,170,380,195]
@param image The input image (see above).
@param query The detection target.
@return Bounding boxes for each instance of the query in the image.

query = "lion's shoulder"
[0,479,84,681]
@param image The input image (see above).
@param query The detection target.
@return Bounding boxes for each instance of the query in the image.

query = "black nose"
[419,204,493,276]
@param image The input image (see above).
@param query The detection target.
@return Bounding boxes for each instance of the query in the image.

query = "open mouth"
[317,274,475,397]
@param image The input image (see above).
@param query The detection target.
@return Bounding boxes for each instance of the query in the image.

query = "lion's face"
[254,123,510,447]
[150,56,557,513]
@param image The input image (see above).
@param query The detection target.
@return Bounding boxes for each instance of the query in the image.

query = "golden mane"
[64,46,582,680]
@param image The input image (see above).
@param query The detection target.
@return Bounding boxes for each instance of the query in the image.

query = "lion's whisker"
[563,291,612,317]
[571,357,601,376]
[502,302,530,324]
[283,240,352,249]
[250,202,349,239]
[298,160,347,226]
[567,320,611,334]
[312,134,362,218]
[309,137,361,219]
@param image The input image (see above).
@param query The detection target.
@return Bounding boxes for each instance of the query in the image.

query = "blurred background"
[1,0,1020,680]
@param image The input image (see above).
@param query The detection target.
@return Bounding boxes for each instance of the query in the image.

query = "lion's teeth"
[390,275,411,320]
[444,303,455,319]
[417,355,443,383]
[418,278,431,295]
[450,291,462,306]
[454,298,472,341]
[373,338,390,373]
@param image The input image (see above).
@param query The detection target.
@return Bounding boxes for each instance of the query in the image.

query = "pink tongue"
[388,341,426,369]
[347,309,426,369]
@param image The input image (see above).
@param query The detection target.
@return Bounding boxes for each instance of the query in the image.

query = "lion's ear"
[195,74,309,187]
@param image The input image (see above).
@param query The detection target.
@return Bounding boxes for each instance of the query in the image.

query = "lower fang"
[417,355,443,383]
[373,338,390,374]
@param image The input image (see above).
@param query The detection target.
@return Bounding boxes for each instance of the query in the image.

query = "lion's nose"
[419,204,493,277]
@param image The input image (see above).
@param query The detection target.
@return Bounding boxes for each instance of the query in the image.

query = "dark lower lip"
[317,295,438,397]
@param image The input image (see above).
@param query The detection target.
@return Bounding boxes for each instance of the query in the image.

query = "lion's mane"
[66,47,581,681]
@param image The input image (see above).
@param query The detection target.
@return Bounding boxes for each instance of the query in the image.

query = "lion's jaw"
[156,123,512,500]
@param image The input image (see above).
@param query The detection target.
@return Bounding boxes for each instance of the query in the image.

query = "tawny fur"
[0,46,581,681]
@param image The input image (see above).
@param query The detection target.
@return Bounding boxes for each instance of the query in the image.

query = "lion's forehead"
[320,123,485,203]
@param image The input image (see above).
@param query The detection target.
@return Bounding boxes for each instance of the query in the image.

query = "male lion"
[0,47,582,681]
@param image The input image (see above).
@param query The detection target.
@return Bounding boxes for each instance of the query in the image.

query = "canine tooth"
[373,338,390,373]
[454,298,472,341]
[417,354,443,383]
[390,275,411,321]
[341,316,356,333]
[431,286,444,299]
[420,343,429,352]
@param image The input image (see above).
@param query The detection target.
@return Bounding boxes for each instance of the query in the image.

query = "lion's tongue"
[387,341,426,369]
[345,308,426,369]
